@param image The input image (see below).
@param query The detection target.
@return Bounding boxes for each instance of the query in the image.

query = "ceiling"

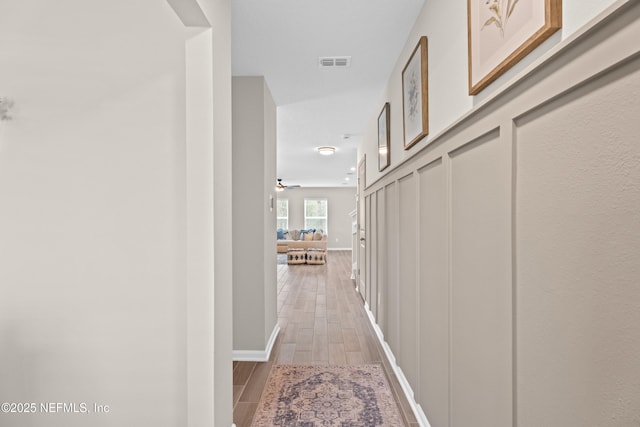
[231,0,425,188]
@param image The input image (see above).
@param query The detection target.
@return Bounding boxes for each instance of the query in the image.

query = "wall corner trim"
[364,304,432,427]
[232,324,280,362]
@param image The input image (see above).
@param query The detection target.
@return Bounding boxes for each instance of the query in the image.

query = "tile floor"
[233,250,419,427]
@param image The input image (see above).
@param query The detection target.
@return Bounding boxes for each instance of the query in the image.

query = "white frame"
[304,198,328,233]
[277,198,289,230]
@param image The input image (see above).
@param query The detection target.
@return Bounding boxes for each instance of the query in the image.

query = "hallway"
[232,250,418,426]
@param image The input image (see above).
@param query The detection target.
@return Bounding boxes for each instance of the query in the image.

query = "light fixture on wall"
[0,97,14,121]
[316,146,336,156]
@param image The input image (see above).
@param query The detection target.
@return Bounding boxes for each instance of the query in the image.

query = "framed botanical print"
[378,102,390,171]
[402,36,428,150]
[468,0,562,95]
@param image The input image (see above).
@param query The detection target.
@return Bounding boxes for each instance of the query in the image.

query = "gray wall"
[358,2,640,427]
[278,187,356,250]
[232,76,278,354]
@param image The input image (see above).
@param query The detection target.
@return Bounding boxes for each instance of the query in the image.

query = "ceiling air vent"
[318,56,351,68]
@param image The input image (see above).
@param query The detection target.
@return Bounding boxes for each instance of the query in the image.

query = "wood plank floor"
[233,250,419,427]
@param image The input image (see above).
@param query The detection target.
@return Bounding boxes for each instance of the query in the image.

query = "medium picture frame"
[468,0,562,95]
[402,36,428,150]
[377,102,390,171]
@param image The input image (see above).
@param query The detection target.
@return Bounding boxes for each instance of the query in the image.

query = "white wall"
[182,0,234,424]
[361,0,621,186]
[232,76,278,355]
[0,1,189,426]
[278,187,356,250]
[202,0,234,424]
[358,1,640,427]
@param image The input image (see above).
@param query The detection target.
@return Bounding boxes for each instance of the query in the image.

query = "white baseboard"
[363,304,432,427]
[232,324,280,362]
[327,247,352,251]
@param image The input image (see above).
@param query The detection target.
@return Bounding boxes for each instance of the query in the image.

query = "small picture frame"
[402,36,429,150]
[467,0,562,95]
[377,102,390,171]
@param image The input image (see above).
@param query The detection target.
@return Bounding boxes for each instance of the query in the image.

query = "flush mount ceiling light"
[316,146,336,156]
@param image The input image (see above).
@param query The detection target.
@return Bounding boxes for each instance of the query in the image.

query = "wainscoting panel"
[363,194,371,302]
[383,182,400,356]
[376,189,387,326]
[369,191,378,321]
[398,173,420,394]
[417,158,449,427]
[358,4,640,427]
[515,55,640,427]
[449,130,512,427]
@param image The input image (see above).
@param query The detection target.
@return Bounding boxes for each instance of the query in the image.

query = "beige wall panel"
[365,195,372,304]
[516,58,640,427]
[398,174,419,393]
[450,132,512,427]
[418,158,449,427]
[369,191,378,319]
[376,189,387,325]
[384,182,400,355]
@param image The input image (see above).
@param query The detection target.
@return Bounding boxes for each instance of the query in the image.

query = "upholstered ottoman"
[287,248,306,265]
[306,248,326,265]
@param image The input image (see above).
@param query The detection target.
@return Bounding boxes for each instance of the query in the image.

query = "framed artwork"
[402,36,428,150]
[377,102,390,171]
[468,0,562,95]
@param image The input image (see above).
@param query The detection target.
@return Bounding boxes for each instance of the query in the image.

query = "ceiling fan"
[275,178,301,192]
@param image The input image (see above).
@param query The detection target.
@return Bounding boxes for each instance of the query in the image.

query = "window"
[304,198,328,233]
[277,199,288,230]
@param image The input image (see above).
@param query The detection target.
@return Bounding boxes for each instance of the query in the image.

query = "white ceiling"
[231,0,425,188]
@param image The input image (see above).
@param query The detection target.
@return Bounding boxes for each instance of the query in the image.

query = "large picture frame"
[468,0,562,95]
[377,102,390,171]
[402,36,428,150]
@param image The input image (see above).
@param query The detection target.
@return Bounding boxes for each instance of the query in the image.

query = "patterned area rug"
[252,364,405,426]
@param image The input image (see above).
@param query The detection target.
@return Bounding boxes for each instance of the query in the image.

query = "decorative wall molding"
[364,303,432,427]
[359,3,640,426]
[232,324,280,362]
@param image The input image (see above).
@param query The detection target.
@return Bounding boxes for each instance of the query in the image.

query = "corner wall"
[232,76,278,357]
[359,2,640,426]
